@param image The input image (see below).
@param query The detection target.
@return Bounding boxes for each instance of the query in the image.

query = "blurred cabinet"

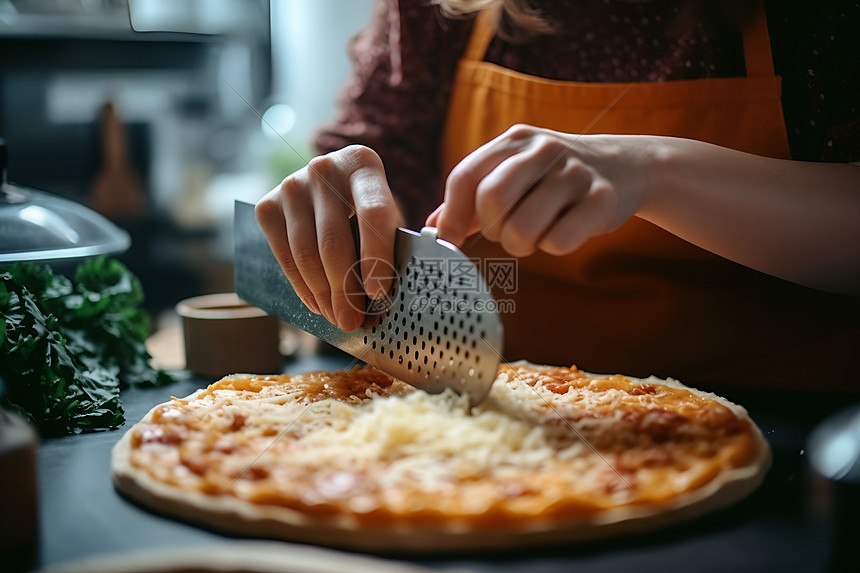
[0,0,270,311]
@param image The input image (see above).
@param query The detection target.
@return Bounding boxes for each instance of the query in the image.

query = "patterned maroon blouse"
[314,0,860,227]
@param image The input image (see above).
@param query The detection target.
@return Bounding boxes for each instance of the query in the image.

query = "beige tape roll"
[176,293,283,379]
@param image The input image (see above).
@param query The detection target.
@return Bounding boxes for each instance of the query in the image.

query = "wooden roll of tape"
[176,293,283,379]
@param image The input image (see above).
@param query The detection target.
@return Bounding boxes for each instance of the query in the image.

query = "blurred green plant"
[0,257,172,436]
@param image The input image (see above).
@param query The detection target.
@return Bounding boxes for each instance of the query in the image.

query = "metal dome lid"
[0,139,130,265]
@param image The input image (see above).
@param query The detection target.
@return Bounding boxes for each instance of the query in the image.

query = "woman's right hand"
[255,145,402,332]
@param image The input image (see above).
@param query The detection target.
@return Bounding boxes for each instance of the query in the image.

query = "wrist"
[638,136,687,222]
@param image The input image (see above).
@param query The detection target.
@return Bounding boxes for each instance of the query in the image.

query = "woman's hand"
[429,124,860,294]
[255,145,402,331]
[427,124,663,256]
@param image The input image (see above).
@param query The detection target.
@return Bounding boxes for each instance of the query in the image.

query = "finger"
[473,133,578,242]
[283,181,336,325]
[537,181,616,256]
[302,153,364,330]
[497,163,594,257]
[425,204,443,227]
[346,147,401,301]
[471,152,542,242]
[429,203,481,241]
[438,128,534,245]
[255,189,320,315]
[313,189,365,331]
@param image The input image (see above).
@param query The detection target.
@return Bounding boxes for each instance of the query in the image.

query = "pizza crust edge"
[111,370,772,552]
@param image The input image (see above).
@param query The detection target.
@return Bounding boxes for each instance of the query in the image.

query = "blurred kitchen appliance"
[0,0,271,309]
[0,138,130,266]
[0,0,270,208]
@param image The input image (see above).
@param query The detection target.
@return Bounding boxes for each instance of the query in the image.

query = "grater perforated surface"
[358,227,503,404]
[234,201,503,404]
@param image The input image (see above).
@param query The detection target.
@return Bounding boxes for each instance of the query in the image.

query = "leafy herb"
[0,257,172,436]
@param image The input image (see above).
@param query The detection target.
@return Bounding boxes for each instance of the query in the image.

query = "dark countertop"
[34,351,860,572]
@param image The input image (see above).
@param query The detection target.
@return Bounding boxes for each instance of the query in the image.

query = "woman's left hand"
[427,124,663,256]
[429,123,860,295]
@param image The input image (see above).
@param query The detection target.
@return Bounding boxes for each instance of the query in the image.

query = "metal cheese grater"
[233,200,504,404]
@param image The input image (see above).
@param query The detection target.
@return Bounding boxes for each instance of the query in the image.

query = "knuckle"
[359,201,395,226]
[276,175,307,203]
[343,144,382,168]
[291,247,321,272]
[585,179,610,202]
[307,154,340,189]
[317,231,353,261]
[591,186,620,231]
[314,284,333,301]
[501,223,535,257]
[446,163,471,191]
[475,181,506,215]
[500,234,522,257]
[503,219,530,244]
[307,155,337,181]
[532,134,562,157]
[505,123,535,139]
[273,250,297,274]
[254,195,279,224]
[561,157,590,181]
[589,183,611,206]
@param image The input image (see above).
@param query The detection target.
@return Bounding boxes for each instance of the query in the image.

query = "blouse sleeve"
[313,0,474,228]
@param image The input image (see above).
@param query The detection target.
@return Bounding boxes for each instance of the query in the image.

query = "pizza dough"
[111,362,770,552]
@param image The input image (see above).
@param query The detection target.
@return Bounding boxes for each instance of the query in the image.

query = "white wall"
[270,0,376,143]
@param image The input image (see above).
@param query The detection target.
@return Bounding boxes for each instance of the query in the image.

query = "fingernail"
[365,280,383,300]
[426,204,444,226]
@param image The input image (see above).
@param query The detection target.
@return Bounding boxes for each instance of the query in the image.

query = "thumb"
[425,203,444,227]
[436,205,481,247]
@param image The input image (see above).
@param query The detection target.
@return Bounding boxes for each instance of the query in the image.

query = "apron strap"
[464,4,776,79]
[463,9,496,62]
[742,0,776,78]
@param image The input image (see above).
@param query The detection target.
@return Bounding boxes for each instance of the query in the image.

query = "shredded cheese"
[128,364,758,523]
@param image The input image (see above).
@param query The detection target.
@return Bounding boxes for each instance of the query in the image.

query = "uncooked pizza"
[112,362,770,551]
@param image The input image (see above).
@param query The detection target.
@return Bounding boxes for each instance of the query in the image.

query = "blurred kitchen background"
[0,0,375,313]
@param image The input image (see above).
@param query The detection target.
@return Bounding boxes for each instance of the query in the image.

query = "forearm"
[642,138,860,295]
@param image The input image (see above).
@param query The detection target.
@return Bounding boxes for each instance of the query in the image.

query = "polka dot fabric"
[485,0,743,84]
[314,0,860,226]
[769,1,860,163]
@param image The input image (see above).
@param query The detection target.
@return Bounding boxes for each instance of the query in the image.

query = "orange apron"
[439,4,860,390]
